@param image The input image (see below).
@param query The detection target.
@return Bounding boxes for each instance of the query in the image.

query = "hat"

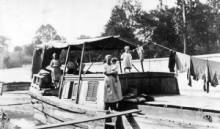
[105,55,112,60]
[104,55,112,63]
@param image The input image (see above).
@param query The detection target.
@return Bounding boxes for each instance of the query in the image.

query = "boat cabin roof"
[37,36,136,51]
[69,35,136,50]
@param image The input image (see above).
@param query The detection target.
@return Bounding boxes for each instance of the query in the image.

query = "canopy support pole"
[75,43,85,104]
[132,64,140,72]
[141,59,144,72]
[58,46,70,99]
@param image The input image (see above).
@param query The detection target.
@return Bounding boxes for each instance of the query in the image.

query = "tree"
[33,24,64,44]
[77,35,91,39]
[208,0,220,48]
[0,35,9,48]
[132,7,183,57]
[14,46,23,52]
[174,0,218,54]
[103,0,219,57]
[23,43,35,56]
[102,0,141,43]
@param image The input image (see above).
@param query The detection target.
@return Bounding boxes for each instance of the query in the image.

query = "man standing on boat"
[134,44,145,72]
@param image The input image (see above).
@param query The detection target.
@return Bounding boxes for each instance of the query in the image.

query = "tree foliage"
[174,0,218,54]
[23,43,35,56]
[14,46,23,52]
[0,35,9,47]
[33,24,65,44]
[102,0,140,43]
[103,0,220,57]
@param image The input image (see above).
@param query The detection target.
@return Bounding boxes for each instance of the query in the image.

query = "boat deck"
[146,95,220,112]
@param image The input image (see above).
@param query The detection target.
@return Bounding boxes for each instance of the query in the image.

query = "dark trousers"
[104,102,117,111]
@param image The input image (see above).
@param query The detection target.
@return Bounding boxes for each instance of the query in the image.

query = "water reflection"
[0,104,43,129]
[10,118,36,129]
[0,92,42,129]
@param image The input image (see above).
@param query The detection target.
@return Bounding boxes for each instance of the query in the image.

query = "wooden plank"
[33,106,88,129]
[35,109,141,129]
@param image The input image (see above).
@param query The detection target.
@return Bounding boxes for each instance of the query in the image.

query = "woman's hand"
[110,71,118,75]
[104,71,118,76]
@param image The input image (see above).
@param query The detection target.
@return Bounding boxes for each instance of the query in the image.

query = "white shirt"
[121,52,132,68]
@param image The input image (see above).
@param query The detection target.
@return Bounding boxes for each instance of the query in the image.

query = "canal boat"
[29,36,220,129]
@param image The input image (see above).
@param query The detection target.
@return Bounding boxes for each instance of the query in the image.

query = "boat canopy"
[37,36,136,51]
[35,36,136,71]
[36,40,69,49]
[69,36,136,50]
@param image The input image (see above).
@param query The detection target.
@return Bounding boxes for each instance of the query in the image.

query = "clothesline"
[136,41,220,93]
[150,42,185,55]
[130,40,220,92]
[131,41,180,55]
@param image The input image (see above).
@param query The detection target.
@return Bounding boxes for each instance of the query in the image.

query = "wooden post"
[0,82,3,96]
[75,43,85,104]
[118,50,123,74]
[58,46,71,99]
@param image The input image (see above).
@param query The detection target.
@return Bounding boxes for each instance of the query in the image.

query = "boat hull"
[30,72,219,129]
[30,90,220,129]
[30,90,105,129]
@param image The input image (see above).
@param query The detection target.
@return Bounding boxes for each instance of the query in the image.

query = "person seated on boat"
[66,60,77,74]
[121,46,132,73]
[75,57,85,74]
[104,55,123,111]
[50,53,62,88]
[38,69,52,88]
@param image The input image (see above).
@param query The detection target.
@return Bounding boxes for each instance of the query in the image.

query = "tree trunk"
[182,0,187,54]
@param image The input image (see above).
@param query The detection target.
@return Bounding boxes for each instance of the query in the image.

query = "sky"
[0,0,206,51]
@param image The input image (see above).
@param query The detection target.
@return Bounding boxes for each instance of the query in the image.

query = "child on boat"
[121,46,132,73]
[111,57,118,82]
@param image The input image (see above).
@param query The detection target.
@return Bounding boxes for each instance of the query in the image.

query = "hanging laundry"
[207,60,220,87]
[190,57,207,80]
[175,52,190,73]
[168,51,176,72]
[189,57,208,92]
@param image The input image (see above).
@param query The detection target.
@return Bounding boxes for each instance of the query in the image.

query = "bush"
[22,55,32,65]
[3,52,22,68]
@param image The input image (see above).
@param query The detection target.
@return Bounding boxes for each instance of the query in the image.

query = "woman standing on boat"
[50,53,62,88]
[104,55,123,111]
